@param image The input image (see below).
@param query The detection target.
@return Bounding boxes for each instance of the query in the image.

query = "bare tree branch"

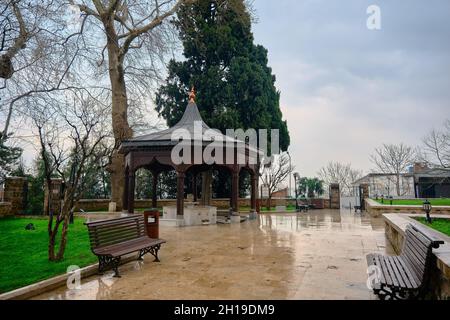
[370,143,416,196]
[421,119,450,169]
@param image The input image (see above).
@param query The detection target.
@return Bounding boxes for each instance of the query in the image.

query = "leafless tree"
[260,153,294,210]
[421,119,450,169]
[370,143,416,196]
[1,1,93,145]
[318,161,363,196]
[68,0,192,210]
[32,91,111,261]
[0,0,31,79]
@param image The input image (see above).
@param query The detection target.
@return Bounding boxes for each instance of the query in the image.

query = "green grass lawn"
[414,217,450,237]
[373,198,450,206]
[0,217,96,294]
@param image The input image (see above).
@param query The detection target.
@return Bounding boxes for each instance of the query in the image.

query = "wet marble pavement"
[34,209,393,300]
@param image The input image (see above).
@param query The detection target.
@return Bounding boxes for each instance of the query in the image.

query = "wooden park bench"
[366,224,444,300]
[296,204,309,212]
[85,215,166,277]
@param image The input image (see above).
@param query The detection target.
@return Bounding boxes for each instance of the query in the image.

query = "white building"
[352,173,415,198]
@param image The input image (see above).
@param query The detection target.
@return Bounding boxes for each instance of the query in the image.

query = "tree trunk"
[56,217,69,260]
[267,196,272,211]
[105,21,133,211]
[48,218,70,262]
[396,174,401,196]
[48,229,57,261]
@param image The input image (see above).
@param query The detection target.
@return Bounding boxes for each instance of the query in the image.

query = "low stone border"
[0,254,138,300]
[366,199,450,217]
[383,213,450,299]
[0,202,12,217]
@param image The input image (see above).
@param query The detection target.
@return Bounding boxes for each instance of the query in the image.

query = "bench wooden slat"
[405,231,429,258]
[389,256,413,289]
[382,256,400,287]
[386,256,406,289]
[90,226,145,242]
[88,225,145,237]
[376,254,393,286]
[396,256,420,288]
[403,241,426,270]
[94,237,165,257]
[88,222,144,235]
[366,253,386,283]
[86,215,144,227]
[90,232,144,248]
[405,236,429,259]
[402,248,425,282]
[87,218,144,230]
[407,228,432,248]
[402,244,426,278]
[367,254,386,284]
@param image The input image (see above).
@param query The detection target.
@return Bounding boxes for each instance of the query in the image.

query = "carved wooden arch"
[126,150,175,172]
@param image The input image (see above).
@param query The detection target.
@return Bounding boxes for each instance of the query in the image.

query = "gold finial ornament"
[188,86,196,103]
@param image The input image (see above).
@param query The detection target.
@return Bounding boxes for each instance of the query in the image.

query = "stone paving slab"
[33,210,391,300]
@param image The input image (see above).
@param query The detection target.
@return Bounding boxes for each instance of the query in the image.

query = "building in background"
[352,163,450,199]
[352,173,415,198]
[413,163,450,198]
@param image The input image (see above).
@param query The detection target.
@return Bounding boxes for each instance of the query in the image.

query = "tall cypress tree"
[156,0,290,151]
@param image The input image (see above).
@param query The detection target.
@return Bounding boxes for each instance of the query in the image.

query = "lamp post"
[293,172,300,211]
[287,151,292,198]
[423,199,432,224]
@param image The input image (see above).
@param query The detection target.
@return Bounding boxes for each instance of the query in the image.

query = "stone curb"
[0,254,138,300]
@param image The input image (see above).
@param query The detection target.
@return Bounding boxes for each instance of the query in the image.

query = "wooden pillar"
[176,171,185,216]
[231,170,239,214]
[152,172,158,209]
[192,173,198,202]
[251,174,257,212]
[128,171,136,214]
[123,170,129,212]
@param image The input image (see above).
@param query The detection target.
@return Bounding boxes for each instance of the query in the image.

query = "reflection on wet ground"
[34,209,392,300]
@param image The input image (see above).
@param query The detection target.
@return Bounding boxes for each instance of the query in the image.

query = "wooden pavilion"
[118,90,260,217]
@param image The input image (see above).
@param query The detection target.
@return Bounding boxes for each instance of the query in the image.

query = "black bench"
[85,215,166,277]
[366,224,444,300]
[296,203,309,212]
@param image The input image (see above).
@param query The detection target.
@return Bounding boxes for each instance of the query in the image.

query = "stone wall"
[366,198,450,218]
[0,202,12,217]
[329,184,340,209]
[76,198,300,212]
[383,214,450,299]
[360,183,369,210]
[3,177,27,215]
[44,178,63,215]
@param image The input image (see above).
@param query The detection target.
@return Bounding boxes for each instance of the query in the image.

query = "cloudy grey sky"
[251,0,450,177]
